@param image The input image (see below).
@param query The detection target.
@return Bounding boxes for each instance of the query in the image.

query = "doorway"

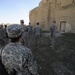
[60,21,66,32]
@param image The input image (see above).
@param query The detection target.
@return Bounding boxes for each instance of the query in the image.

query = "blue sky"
[0,0,41,24]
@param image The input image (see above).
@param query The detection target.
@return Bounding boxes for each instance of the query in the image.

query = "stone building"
[29,0,75,33]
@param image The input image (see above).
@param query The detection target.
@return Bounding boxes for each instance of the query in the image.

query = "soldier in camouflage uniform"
[1,24,38,75]
[0,25,9,75]
[34,22,42,47]
[27,22,33,38]
[50,21,56,37]
[0,25,8,49]
[50,21,57,48]
[20,20,29,47]
[20,20,27,31]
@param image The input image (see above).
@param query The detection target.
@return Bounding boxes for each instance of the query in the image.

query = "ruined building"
[29,0,75,33]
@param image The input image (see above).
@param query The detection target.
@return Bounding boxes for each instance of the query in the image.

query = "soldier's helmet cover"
[36,22,39,25]
[20,20,24,23]
[7,24,22,38]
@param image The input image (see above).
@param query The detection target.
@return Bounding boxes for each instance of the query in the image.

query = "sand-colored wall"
[29,0,75,33]
[29,2,51,30]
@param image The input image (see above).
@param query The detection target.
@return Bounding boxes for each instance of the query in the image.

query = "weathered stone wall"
[29,0,75,33]
[55,0,75,32]
[29,7,39,26]
[29,1,51,30]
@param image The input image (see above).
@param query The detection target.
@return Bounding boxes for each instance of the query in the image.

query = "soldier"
[4,25,7,28]
[1,24,38,75]
[0,24,3,29]
[20,20,29,47]
[50,21,57,48]
[34,22,42,47]
[27,22,33,37]
[4,25,9,44]
[20,19,27,31]
[50,21,56,37]
[0,25,9,75]
[0,25,8,49]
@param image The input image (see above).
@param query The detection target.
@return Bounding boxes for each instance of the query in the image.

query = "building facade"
[29,0,75,33]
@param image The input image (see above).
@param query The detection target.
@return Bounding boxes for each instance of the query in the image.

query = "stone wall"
[29,0,75,33]
[55,0,75,33]
[29,1,51,30]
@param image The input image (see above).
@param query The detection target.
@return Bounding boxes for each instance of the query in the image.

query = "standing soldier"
[0,25,9,75]
[50,21,56,37]
[20,19,27,32]
[4,25,9,44]
[1,24,3,28]
[27,22,33,38]
[1,24,38,75]
[50,21,57,48]
[0,25,4,49]
[0,25,8,49]
[20,20,29,47]
[34,22,42,47]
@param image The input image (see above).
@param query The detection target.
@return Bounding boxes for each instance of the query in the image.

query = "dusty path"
[29,33,75,75]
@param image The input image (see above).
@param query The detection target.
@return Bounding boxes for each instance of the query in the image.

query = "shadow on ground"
[28,33,75,75]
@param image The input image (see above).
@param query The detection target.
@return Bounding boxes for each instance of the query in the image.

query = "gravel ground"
[29,33,75,75]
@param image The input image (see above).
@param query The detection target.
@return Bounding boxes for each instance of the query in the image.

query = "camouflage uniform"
[2,43,38,75]
[50,23,56,37]
[27,24,33,38]
[34,24,42,38]
[3,27,9,44]
[50,21,56,48]
[1,24,38,75]
[0,27,8,49]
[34,23,42,47]
[20,24,27,32]
[20,25,29,47]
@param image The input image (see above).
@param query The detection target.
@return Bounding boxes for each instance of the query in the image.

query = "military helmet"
[52,20,56,23]
[29,22,31,24]
[7,24,22,38]
[36,22,39,25]
[20,20,24,23]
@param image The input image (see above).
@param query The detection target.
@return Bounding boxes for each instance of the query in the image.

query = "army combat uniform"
[2,42,38,75]
[50,21,57,48]
[1,24,38,75]
[50,23,56,37]
[27,24,33,38]
[20,25,29,47]
[33,23,42,48]
[0,27,8,50]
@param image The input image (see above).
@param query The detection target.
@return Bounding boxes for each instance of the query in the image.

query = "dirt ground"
[28,33,75,75]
